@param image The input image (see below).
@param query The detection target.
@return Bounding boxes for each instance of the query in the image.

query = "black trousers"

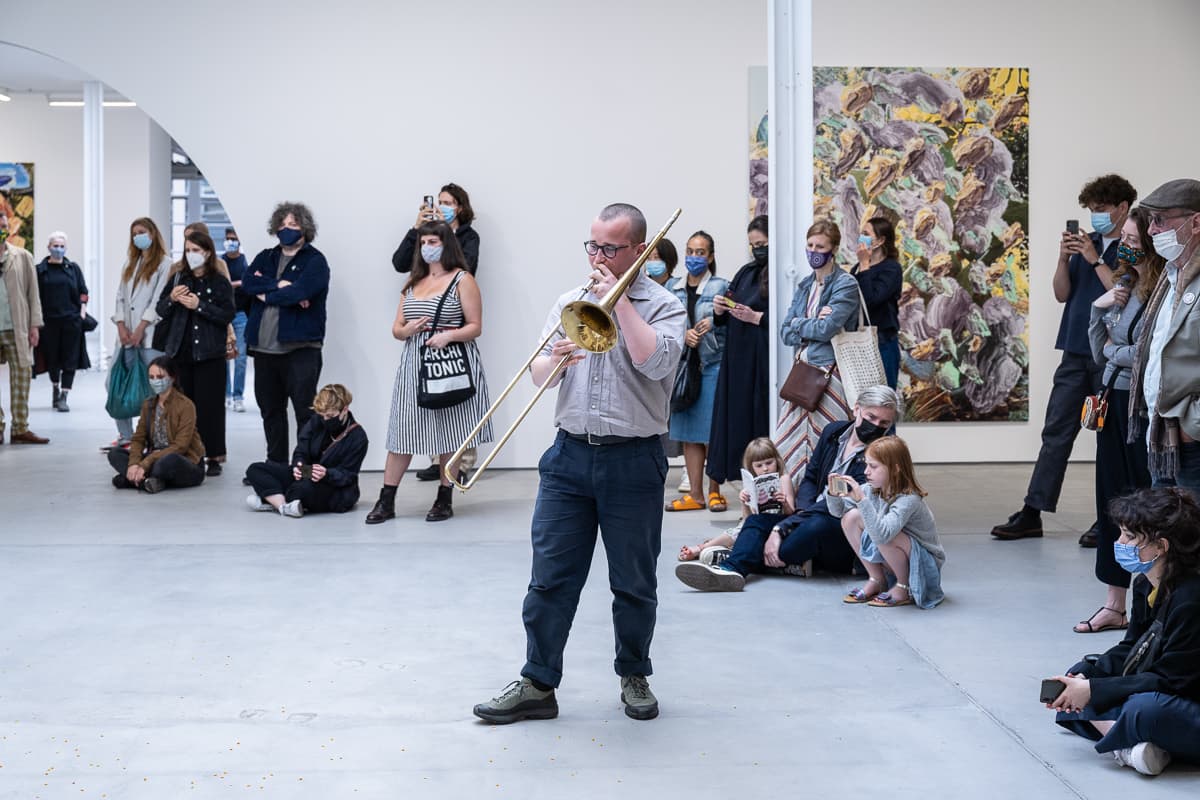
[1094,388,1149,588]
[108,448,205,489]
[245,460,351,513]
[177,356,227,460]
[42,315,83,388]
[252,349,322,463]
[1025,351,1103,512]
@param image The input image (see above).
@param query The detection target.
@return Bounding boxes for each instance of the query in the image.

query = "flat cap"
[1141,178,1200,212]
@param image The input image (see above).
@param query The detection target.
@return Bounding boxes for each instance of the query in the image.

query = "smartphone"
[718,295,737,308]
[1066,219,1079,235]
[1039,678,1066,704]
[299,464,313,481]
[423,195,436,209]
[828,474,850,496]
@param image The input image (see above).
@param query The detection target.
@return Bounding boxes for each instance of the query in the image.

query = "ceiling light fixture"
[47,95,136,108]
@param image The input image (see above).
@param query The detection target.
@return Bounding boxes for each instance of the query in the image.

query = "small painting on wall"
[0,162,36,255]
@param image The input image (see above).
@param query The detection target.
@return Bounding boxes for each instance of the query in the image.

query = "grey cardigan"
[1088,292,1147,392]
[827,486,945,568]
[780,267,861,367]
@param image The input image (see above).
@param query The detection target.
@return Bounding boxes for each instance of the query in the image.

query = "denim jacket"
[780,267,861,367]
[666,272,729,368]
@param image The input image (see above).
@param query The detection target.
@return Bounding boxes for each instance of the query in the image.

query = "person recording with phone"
[1046,487,1200,777]
[991,174,1136,542]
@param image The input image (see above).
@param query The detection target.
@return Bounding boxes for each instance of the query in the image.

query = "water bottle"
[1103,273,1134,327]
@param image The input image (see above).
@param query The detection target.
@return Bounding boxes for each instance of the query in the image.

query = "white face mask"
[1152,216,1197,264]
[185,251,207,270]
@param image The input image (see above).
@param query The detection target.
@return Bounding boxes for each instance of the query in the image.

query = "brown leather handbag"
[779,353,832,411]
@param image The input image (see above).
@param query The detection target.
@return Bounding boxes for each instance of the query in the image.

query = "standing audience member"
[243,202,330,464]
[1128,179,1200,499]
[153,229,236,476]
[394,183,481,482]
[1048,488,1200,776]
[644,237,677,287]
[775,219,861,483]
[108,355,206,493]
[676,385,899,592]
[473,203,685,725]
[367,221,492,524]
[35,231,89,412]
[830,435,944,608]
[222,226,251,413]
[109,217,172,449]
[992,175,1135,541]
[707,215,771,492]
[0,208,47,444]
[665,231,729,512]
[852,216,903,388]
[1080,207,1162,634]
[245,383,368,518]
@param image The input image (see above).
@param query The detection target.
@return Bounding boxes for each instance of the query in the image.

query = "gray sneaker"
[142,477,165,494]
[473,678,558,724]
[675,561,745,591]
[280,500,304,518]
[620,675,659,720]
[699,546,732,566]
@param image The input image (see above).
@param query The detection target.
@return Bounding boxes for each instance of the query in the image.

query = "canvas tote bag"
[832,281,887,408]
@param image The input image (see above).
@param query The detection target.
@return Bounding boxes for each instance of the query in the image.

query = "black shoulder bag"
[671,288,703,412]
[417,273,477,410]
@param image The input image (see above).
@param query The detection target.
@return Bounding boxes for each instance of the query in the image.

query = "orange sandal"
[666,495,706,512]
[707,493,728,512]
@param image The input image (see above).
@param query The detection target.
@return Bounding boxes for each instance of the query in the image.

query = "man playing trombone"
[473,203,686,723]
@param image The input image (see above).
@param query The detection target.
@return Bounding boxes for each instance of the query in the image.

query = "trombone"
[445,208,682,490]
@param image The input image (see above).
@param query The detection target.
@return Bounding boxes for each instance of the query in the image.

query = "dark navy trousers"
[521,431,667,688]
[723,509,856,576]
[1057,691,1200,763]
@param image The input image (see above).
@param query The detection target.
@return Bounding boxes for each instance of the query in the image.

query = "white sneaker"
[1113,742,1171,776]
[246,493,273,512]
[677,472,691,493]
[233,398,245,413]
[226,397,234,410]
[280,499,304,518]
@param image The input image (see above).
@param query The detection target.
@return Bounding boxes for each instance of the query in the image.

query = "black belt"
[563,431,650,446]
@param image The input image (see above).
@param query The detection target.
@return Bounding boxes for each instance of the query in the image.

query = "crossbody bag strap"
[1105,299,1149,397]
[320,422,360,462]
[428,271,465,332]
[847,270,874,329]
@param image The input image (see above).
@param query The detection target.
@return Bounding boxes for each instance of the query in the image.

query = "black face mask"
[322,415,348,437]
[752,245,769,264]
[855,417,888,444]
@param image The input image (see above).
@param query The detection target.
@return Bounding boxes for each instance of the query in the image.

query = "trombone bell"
[560,300,617,353]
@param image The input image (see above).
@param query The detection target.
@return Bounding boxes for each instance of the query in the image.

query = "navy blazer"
[242,243,330,347]
[780,420,867,530]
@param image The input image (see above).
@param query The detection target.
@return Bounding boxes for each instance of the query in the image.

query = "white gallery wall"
[1,0,1198,468]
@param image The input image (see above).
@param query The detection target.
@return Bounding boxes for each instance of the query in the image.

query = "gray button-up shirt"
[538,271,686,438]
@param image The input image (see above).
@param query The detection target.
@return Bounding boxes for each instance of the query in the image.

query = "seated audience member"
[245,384,368,518]
[108,356,205,493]
[675,385,899,592]
[1048,488,1200,776]
[828,436,944,608]
[678,436,793,563]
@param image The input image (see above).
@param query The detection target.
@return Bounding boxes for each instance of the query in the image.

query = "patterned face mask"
[1117,242,1144,265]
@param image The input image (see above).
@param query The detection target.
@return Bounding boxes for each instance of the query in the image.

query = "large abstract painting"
[0,162,35,255]
[813,67,1030,422]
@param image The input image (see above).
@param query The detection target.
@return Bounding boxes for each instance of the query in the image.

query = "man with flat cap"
[1128,178,1200,497]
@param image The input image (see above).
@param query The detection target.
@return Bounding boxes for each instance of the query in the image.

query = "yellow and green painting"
[813,67,1030,422]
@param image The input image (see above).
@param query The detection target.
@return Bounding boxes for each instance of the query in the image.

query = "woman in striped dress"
[775,220,861,483]
[365,221,492,524]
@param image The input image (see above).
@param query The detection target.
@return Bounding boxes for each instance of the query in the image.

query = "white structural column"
[767,0,813,431]
[82,81,105,363]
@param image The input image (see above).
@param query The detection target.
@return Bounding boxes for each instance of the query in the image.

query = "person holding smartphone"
[991,174,1136,543]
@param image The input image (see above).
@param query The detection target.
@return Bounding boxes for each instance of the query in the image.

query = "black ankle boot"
[365,485,398,524]
[52,386,61,407]
[56,390,70,412]
[426,485,454,522]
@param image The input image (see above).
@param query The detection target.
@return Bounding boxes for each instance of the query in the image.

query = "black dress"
[706,259,771,484]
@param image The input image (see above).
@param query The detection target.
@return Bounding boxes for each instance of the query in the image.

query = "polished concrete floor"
[0,372,1194,799]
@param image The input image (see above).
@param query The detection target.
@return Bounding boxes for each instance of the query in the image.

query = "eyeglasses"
[583,240,630,258]
[1149,211,1195,228]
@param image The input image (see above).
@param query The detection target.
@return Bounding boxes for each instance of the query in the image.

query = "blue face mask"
[133,233,152,251]
[277,227,303,246]
[645,259,667,277]
[684,255,709,276]
[858,234,874,248]
[806,249,833,269]
[1114,541,1158,574]
[1091,211,1115,235]
[439,205,456,223]
[224,239,240,254]
[50,245,67,259]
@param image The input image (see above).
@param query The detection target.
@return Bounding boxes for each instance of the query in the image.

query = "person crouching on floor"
[827,435,944,608]
[244,384,368,518]
[108,356,206,493]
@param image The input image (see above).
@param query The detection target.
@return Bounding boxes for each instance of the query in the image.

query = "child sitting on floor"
[827,435,945,608]
[678,437,794,562]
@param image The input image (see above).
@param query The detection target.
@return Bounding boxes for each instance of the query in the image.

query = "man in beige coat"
[0,208,49,444]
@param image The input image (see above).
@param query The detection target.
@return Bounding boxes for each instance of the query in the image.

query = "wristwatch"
[1092,260,1106,270]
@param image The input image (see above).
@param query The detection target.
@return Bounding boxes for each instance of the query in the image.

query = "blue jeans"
[521,431,667,688]
[1151,441,1200,502]
[1057,691,1200,762]
[723,509,856,576]
[225,311,248,399]
[879,334,900,389]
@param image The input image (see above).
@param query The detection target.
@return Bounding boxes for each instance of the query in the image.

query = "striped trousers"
[0,329,32,435]
[774,366,851,484]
